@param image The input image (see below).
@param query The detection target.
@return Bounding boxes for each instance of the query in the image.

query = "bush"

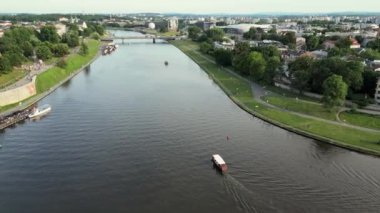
[79,42,89,56]
[56,58,67,68]
[350,94,374,108]
[3,51,25,67]
[0,56,12,73]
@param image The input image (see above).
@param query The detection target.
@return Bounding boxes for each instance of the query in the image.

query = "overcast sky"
[3,0,380,14]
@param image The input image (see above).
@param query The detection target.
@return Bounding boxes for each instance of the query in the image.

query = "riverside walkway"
[182,44,380,134]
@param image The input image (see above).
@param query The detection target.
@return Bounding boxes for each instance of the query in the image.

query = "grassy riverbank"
[340,111,380,130]
[171,40,380,155]
[0,39,100,114]
[36,39,100,93]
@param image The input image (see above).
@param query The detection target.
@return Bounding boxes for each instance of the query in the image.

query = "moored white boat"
[28,104,51,118]
[212,154,228,173]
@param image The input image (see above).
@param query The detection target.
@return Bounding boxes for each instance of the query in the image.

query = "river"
[0,31,379,213]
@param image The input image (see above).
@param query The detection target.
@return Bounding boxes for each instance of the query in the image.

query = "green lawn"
[340,111,380,130]
[171,40,380,154]
[263,95,337,121]
[171,40,252,100]
[0,69,27,89]
[36,39,100,93]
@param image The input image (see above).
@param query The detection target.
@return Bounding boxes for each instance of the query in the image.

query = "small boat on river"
[29,104,51,119]
[164,61,169,66]
[212,154,228,173]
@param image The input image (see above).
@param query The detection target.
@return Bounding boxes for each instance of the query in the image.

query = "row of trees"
[243,28,296,48]
[0,23,104,74]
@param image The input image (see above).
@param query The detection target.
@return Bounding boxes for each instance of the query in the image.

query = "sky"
[2,0,380,14]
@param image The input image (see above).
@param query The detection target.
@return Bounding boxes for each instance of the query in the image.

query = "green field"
[36,39,100,93]
[340,111,380,130]
[171,40,380,154]
[263,95,337,121]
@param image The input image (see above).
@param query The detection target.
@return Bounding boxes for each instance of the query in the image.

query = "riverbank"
[170,40,380,157]
[0,39,101,119]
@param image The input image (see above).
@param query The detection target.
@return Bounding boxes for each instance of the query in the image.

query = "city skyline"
[2,0,380,14]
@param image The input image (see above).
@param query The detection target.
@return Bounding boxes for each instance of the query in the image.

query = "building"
[296,37,306,50]
[167,17,178,32]
[350,38,361,49]
[58,17,69,22]
[375,78,380,105]
[213,40,235,50]
[54,23,67,36]
[203,22,216,30]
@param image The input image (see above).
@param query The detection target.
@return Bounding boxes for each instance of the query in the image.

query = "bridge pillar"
[153,38,156,44]
[122,38,124,44]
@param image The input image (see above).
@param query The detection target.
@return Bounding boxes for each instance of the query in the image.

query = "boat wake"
[222,174,259,213]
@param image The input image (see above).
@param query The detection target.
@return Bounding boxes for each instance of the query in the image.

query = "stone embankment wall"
[0,76,37,106]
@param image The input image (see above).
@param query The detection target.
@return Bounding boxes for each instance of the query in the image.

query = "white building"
[213,40,235,50]
[167,17,178,32]
[54,23,67,36]
[58,17,69,22]
[375,78,380,105]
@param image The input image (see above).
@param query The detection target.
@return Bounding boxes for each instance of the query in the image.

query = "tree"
[206,28,225,42]
[360,49,380,60]
[62,32,79,47]
[39,25,60,43]
[200,42,213,54]
[3,51,25,67]
[52,43,69,57]
[243,28,262,40]
[322,74,348,108]
[188,26,201,40]
[233,42,250,55]
[289,56,314,93]
[248,51,267,80]
[233,51,250,76]
[281,32,296,46]
[360,70,380,97]
[367,38,380,51]
[311,57,363,93]
[306,35,319,51]
[345,61,364,91]
[94,24,105,35]
[264,56,281,85]
[79,42,89,56]
[0,57,12,73]
[214,49,232,66]
[20,41,34,57]
[36,45,52,60]
[336,37,351,49]
[90,32,100,40]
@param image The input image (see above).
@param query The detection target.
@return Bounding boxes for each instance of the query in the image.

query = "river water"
[0,31,379,213]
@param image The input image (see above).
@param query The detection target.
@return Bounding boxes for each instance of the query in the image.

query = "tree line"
[187,25,380,108]
[0,23,104,74]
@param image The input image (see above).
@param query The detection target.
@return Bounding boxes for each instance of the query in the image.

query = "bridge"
[101,35,176,44]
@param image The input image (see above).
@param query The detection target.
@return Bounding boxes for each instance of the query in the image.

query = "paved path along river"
[0,31,379,213]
